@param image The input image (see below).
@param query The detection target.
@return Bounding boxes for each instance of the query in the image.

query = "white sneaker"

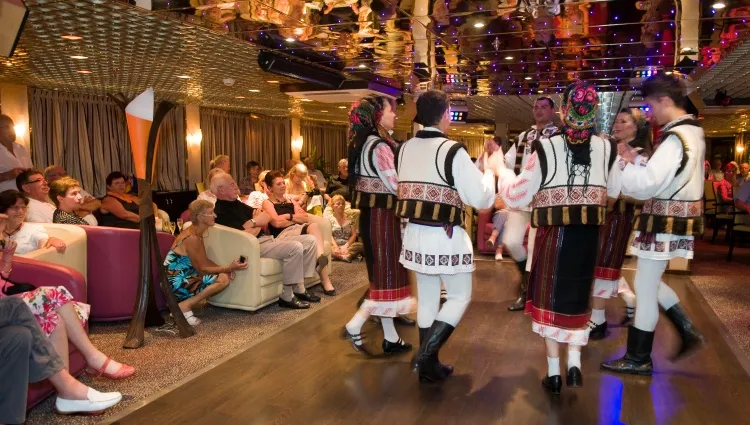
[495,252,504,261]
[56,387,122,415]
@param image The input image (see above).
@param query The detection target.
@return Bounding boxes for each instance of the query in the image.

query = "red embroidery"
[641,199,702,218]
[398,183,464,208]
[531,186,607,208]
[524,153,537,171]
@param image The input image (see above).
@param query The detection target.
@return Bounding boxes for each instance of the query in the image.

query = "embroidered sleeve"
[497,151,543,209]
[607,151,623,199]
[504,142,517,169]
[453,149,496,210]
[621,136,682,200]
[373,143,398,194]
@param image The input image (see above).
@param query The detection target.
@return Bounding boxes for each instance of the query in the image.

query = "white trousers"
[501,210,531,262]
[415,272,472,328]
[633,258,681,331]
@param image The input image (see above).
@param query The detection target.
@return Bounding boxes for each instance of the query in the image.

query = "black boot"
[415,327,454,377]
[508,261,528,312]
[414,321,455,383]
[588,320,607,340]
[542,375,562,395]
[664,304,705,361]
[600,326,654,376]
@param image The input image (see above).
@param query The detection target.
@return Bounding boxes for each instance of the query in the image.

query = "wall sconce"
[291,136,303,151]
[13,122,25,141]
[186,129,202,147]
[737,144,745,153]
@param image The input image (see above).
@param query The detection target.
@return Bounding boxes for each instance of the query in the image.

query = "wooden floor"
[112,260,750,425]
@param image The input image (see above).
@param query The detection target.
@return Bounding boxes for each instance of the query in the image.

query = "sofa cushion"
[260,257,283,276]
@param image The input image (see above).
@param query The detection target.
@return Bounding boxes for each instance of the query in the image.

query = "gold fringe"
[368,194,375,208]
[664,217,674,234]
[685,218,694,236]
[581,206,587,225]
[546,208,552,225]
[386,196,393,209]
[562,207,570,225]
[449,206,456,223]
[646,216,653,233]
[432,204,440,220]
[415,201,423,218]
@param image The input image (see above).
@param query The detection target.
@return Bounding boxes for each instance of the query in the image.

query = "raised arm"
[453,148,496,210]
[619,136,682,200]
[497,151,543,209]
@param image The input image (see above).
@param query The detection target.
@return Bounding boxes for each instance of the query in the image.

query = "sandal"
[85,358,135,380]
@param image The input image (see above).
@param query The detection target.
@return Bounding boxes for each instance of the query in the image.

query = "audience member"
[239,161,262,195]
[44,165,101,222]
[245,170,273,209]
[708,157,724,181]
[164,200,246,325]
[286,163,318,212]
[285,159,300,174]
[737,162,749,187]
[100,172,140,229]
[714,167,734,209]
[16,169,57,224]
[0,191,66,255]
[0,215,134,380]
[211,173,321,308]
[726,162,739,186]
[326,158,350,201]
[49,177,91,225]
[209,154,230,173]
[262,171,335,294]
[0,297,122,421]
[197,168,228,205]
[486,195,509,261]
[303,157,327,191]
[327,194,363,262]
[0,115,32,194]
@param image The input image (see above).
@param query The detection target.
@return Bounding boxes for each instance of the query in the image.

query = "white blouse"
[10,223,49,255]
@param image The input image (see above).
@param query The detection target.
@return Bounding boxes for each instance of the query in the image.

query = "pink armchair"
[82,226,175,321]
[11,257,88,410]
[477,208,496,255]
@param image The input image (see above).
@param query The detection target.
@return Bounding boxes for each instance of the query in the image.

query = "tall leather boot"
[508,260,528,311]
[600,326,654,376]
[413,321,455,383]
[664,304,705,361]
[415,327,454,377]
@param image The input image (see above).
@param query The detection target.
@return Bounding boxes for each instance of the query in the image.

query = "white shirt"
[26,198,56,223]
[309,169,326,190]
[0,143,33,193]
[197,190,217,205]
[10,223,49,255]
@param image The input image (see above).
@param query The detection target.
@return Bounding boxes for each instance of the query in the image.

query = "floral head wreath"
[347,96,386,143]
[562,80,599,146]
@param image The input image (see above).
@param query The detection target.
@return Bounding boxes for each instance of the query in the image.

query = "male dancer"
[601,74,705,375]
[396,90,497,383]
[505,97,559,311]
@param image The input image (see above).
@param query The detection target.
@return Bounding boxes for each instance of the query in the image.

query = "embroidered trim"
[398,182,464,209]
[531,185,608,208]
[641,198,702,217]
[632,234,695,253]
[531,322,590,346]
[355,176,391,194]
[402,249,473,267]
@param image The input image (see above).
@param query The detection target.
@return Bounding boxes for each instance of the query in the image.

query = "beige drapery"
[199,108,291,181]
[300,120,349,175]
[28,88,187,196]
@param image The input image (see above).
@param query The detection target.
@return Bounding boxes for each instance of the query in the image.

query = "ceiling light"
[537,90,544,94]
[358,64,367,69]
[61,34,83,40]
[473,22,485,28]
[665,71,673,75]
[301,99,313,102]
[77,70,92,74]
[712,2,726,10]
[176,75,191,79]
[320,110,329,113]
[248,89,260,93]
[338,106,347,109]
[267,80,279,84]
[70,55,88,60]
[525,76,532,80]
[235,96,246,99]
[504,56,514,60]
[285,37,295,42]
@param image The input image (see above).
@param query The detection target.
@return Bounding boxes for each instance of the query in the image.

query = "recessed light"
[285,37,295,42]
[248,89,260,93]
[320,110,329,113]
[505,56,514,60]
[338,106,347,109]
[473,22,485,28]
[712,2,726,10]
[235,96,246,99]
[267,80,279,84]
[538,90,544,94]
[176,75,191,79]
[77,70,92,74]
[358,64,367,69]
[301,99,313,102]
[525,76,533,80]
[70,55,88,60]
[665,71,673,75]
[61,35,83,40]
[405,82,411,85]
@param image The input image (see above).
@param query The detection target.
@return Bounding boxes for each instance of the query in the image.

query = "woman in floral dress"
[0,214,135,379]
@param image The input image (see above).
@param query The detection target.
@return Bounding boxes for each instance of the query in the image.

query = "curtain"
[29,88,188,196]
[452,135,487,159]
[200,108,291,181]
[300,120,349,175]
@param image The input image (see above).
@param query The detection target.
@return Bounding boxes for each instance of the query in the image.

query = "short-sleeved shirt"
[0,142,33,193]
[214,199,255,231]
[26,198,56,223]
[10,223,49,255]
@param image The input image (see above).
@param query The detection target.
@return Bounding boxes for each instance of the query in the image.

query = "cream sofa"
[205,214,333,312]
[20,223,88,281]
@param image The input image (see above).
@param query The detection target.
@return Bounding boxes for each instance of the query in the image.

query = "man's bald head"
[211,173,239,201]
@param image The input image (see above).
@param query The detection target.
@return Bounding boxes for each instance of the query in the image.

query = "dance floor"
[109,260,750,425]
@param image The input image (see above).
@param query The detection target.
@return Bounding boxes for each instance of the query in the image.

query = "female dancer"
[342,95,413,355]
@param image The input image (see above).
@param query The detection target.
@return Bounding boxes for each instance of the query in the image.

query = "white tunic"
[503,123,559,213]
[399,129,495,275]
[0,142,33,193]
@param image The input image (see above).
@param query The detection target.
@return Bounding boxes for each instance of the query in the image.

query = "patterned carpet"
[24,262,369,425]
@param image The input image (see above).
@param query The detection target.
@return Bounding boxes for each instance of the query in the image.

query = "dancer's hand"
[618,142,638,164]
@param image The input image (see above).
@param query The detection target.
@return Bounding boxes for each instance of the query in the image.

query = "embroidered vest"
[395,130,466,226]
[633,120,705,237]
[513,123,559,175]
[530,134,616,227]
[351,134,398,210]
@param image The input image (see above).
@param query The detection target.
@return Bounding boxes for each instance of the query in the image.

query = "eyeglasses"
[26,178,47,185]
[199,212,217,218]
[8,205,28,212]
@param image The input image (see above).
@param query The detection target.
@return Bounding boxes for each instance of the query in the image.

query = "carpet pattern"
[24,262,369,425]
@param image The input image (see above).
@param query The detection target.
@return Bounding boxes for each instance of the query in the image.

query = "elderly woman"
[164,200,247,325]
[0,214,135,380]
[286,163,323,214]
[50,177,90,226]
[197,168,228,205]
[0,190,66,255]
[100,172,140,229]
[262,170,336,295]
[209,154,230,174]
[327,194,363,262]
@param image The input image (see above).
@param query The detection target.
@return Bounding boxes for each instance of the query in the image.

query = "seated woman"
[50,177,91,225]
[100,172,140,229]
[197,168,228,205]
[164,200,247,325]
[245,170,272,209]
[327,195,363,262]
[262,171,336,295]
[0,190,66,255]
[286,163,323,215]
[0,214,135,379]
[486,194,509,261]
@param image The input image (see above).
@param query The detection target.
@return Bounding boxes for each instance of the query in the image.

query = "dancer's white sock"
[567,349,581,370]
[547,356,560,377]
[591,309,606,325]
[381,318,399,343]
[618,277,636,309]
[345,311,369,345]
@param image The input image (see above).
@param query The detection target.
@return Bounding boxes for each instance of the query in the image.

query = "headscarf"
[561,81,598,189]
[346,95,393,194]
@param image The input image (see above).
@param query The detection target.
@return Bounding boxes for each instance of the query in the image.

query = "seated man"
[325,158,350,202]
[0,297,121,422]
[211,173,321,309]
[44,165,100,223]
[17,169,97,226]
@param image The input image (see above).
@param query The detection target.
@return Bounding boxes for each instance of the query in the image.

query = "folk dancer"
[342,95,414,356]
[601,74,705,376]
[498,81,622,394]
[397,90,497,383]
